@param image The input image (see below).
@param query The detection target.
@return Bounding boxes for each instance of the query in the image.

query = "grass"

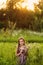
[0,29,43,43]
[0,29,43,65]
[0,42,43,65]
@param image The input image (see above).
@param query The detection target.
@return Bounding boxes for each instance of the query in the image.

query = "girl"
[16,37,28,65]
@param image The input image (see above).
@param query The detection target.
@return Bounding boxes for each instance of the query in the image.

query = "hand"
[16,51,22,56]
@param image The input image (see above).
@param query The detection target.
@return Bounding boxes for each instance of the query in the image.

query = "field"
[0,29,43,43]
[0,42,43,65]
[0,29,43,65]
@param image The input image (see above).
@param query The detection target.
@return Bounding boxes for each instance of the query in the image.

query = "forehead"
[19,39,24,41]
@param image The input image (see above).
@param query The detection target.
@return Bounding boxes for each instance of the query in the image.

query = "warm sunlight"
[25,0,39,11]
[0,0,7,9]
[15,0,40,11]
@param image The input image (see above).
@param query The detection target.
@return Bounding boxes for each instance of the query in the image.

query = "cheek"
[19,42,22,45]
[20,42,23,45]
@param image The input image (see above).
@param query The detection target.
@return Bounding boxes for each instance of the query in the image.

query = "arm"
[16,49,23,56]
[16,52,21,56]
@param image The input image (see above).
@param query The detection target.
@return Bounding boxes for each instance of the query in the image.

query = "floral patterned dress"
[18,45,28,65]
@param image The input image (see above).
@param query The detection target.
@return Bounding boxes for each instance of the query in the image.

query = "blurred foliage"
[0,29,43,43]
[0,0,43,32]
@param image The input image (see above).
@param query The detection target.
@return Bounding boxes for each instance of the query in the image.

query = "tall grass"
[0,43,43,65]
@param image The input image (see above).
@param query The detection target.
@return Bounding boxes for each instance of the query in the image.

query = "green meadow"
[0,29,43,43]
[0,42,43,65]
[0,29,43,65]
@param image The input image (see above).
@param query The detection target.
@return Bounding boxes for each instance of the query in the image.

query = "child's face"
[19,39,24,46]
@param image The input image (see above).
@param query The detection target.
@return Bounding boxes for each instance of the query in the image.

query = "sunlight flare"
[15,0,40,11]
[0,0,7,9]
